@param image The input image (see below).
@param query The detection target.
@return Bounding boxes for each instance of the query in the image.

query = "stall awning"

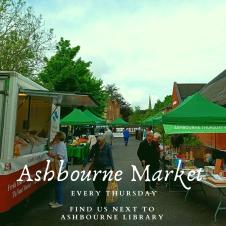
[83,109,106,125]
[111,117,128,127]
[19,89,97,107]
[61,108,95,125]
[163,93,226,134]
[142,112,163,126]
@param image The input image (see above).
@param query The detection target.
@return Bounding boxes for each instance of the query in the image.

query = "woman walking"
[82,136,114,207]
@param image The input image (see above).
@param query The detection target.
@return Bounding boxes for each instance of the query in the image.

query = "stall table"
[67,144,89,164]
[183,170,226,222]
[164,164,188,192]
[201,179,226,222]
[164,161,226,221]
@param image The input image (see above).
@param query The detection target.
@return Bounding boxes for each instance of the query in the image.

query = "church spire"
[149,95,152,109]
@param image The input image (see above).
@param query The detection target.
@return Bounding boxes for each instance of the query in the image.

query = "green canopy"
[111,117,128,127]
[163,93,226,134]
[61,109,95,125]
[143,112,163,126]
[83,109,106,125]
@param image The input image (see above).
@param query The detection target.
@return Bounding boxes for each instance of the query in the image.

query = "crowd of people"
[47,127,162,208]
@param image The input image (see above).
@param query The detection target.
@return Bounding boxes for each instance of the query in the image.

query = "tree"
[38,38,107,116]
[105,83,132,121]
[128,95,172,124]
[153,95,172,113]
[128,106,144,124]
[105,84,122,101]
[0,0,53,77]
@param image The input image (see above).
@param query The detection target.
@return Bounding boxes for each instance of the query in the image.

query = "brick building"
[103,99,121,123]
[172,82,206,107]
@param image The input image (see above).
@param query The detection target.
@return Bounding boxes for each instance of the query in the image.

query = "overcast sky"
[28,0,226,109]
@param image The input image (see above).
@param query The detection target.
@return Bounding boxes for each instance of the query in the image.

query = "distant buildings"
[103,99,121,123]
[172,82,206,107]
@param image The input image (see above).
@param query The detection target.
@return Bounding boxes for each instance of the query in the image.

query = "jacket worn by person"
[83,143,114,170]
[137,139,160,170]
[123,129,130,139]
[103,130,113,145]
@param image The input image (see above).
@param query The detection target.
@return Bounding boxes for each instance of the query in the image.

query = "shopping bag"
[50,158,60,180]
[106,179,118,204]
[87,161,94,172]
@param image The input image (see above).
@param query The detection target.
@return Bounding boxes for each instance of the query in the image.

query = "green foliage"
[129,106,146,124]
[153,95,172,113]
[163,134,172,146]
[183,134,202,146]
[0,0,53,77]
[129,95,172,124]
[38,38,107,115]
[105,83,133,121]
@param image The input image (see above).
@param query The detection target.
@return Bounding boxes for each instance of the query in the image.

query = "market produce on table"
[14,132,48,156]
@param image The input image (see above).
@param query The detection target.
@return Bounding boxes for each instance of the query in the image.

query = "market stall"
[111,118,129,137]
[111,117,128,127]
[83,109,106,125]
[162,93,226,134]
[142,112,163,127]
[61,108,96,163]
[142,112,164,141]
[162,92,226,221]
[0,71,97,212]
[61,108,96,126]
[67,144,89,163]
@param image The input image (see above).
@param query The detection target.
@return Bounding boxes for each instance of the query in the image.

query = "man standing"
[137,131,161,191]
[103,127,113,146]
[123,128,130,146]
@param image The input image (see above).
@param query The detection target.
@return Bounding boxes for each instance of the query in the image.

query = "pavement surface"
[1,137,226,226]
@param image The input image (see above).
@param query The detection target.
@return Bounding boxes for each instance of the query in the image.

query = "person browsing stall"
[137,131,161,191]
[47,131,68,208]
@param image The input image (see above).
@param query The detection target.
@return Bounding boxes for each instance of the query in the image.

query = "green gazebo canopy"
[143,112,163,126]
[111,117,128,127]
[163,93,226,134]
[61,109,95,125]
[83,109,106,125]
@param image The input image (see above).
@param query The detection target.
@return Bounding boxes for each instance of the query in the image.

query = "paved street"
[1,137,226,226]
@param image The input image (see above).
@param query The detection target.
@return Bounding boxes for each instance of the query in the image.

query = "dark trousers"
[55,180,64,204]
[93,169,110,206]
[124,137,129,146]
[144,164,159,191]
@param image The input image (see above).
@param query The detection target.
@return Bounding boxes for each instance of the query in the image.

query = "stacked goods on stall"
[14,132,48,156]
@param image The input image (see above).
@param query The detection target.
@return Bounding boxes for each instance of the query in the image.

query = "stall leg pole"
[184,189,190,201]
[200,183,207,200]
[214,188,226,222]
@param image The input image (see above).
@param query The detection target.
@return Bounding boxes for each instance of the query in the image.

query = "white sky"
[28,0,226,109]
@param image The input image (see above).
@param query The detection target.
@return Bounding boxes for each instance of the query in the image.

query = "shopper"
[82,136,114,207]
[47,131,68,208]
[87,134,97,151]
[137,131,161,191]
[123,128,130,146]
[103,127,113,146]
